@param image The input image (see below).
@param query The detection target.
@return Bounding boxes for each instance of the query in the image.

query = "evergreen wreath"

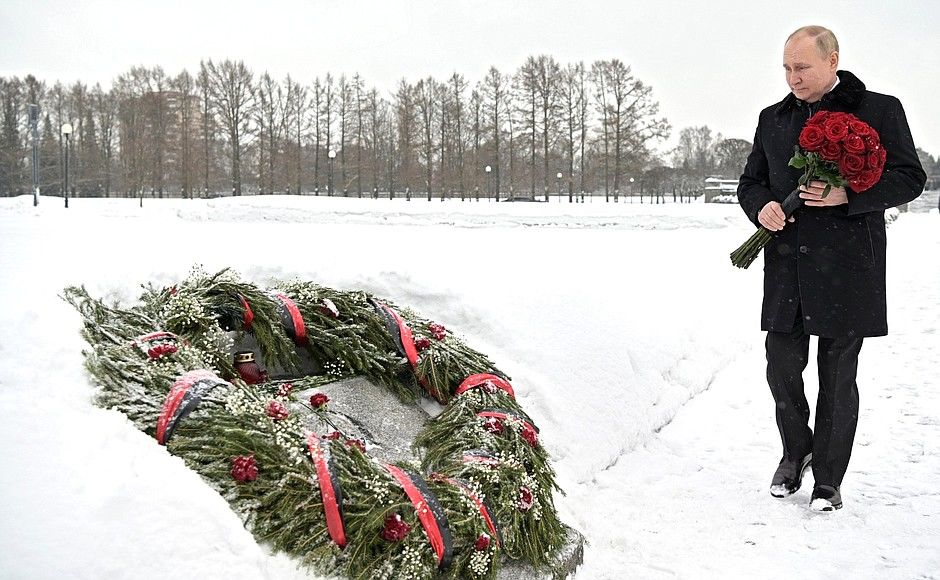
[63,267,567,579]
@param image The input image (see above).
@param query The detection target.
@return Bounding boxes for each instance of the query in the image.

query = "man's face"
[783,34,838,103]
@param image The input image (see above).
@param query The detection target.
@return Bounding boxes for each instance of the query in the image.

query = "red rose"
[866,150,884,170]
[798,125,826,151]
[518,486,535,512]
[521,424,539,448]
[415,337,432,351]
[848,119,873,137]
[483,416,505,435]
[863,134,881,149]
[849,170,880,192]
[823,117,849,141]
[842,134,866,155]
[839,153,866,177]
[276,382,294,397]
[474,534,492,551]
[428,322,447,341]
[231,454,258,483]
[819,141,842,162]
[265,400,289,421]
[381,513,411,542]
[310,393,329,409]
[345,438,366,453]
[806,110,831,126]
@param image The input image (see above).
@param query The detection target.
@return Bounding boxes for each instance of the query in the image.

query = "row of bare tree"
[1,57,758,201]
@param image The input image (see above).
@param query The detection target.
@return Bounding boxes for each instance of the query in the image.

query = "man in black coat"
[737,25,926,511]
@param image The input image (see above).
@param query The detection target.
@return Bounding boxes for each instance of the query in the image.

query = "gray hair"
[787,25,839,57]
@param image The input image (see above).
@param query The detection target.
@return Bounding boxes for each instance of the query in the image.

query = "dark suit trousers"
[765,314,864,488]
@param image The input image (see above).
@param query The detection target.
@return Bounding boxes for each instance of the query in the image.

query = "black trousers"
[765,314,864,488]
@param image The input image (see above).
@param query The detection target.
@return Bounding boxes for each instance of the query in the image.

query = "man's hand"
[800,180,848,207]
[758,201,794,231]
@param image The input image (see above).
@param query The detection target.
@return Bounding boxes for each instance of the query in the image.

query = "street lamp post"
[484,165,491,202]
[328,149,336,196]
[630,176,636,203]
[556,172,563,202]
[61,122,73,208]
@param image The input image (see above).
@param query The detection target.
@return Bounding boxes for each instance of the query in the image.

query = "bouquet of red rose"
[730,110,886,268]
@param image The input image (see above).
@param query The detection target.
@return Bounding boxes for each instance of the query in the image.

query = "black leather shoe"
[769,452,812,498]
[810,485,842,511]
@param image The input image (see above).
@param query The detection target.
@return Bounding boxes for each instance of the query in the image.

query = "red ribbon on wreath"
[476,409,539,434]
[384,464,453,568]
[306,434,347,548]
[156,370,229,445]
[461,449,502,467]
[370,299,443,402]
[433,474,502,549]
[238,294,254,329]
[273,292,307,345]
[455,373,515,399]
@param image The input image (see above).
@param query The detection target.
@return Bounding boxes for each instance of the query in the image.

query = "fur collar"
[774,70,866,115]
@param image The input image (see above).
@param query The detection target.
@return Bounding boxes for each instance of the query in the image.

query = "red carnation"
[798,125,826,151]
[381,513,411,542]
[231,454,258,483]
[521,424,539,448]
[483,416,505,435]
[823,116,849,141]
[345,438,366,453]
[518,486,535,512]
[265,400,290,421]
[276,382,294,397]
[147,343,178,360]
[310,393,330,409]
[839,153,866,178]
[842,133,866,155]
[429,322,447,341]
[819,141,842,162]
[474,533,492,551]
[415,337,432,352]
[322,431,342,441]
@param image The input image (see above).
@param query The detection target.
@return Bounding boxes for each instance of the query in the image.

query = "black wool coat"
[738,70,926,338]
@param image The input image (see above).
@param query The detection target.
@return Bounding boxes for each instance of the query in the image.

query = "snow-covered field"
[0,194,937,579]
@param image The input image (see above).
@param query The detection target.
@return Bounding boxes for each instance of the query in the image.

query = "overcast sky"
[2,0,938,157]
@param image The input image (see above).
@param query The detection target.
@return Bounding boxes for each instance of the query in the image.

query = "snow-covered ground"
[0,194,937,579]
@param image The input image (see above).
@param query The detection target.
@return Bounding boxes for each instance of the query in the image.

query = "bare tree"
[338,74,350,195]
[256,72,286,194]
[394,79,417,198]
[415,77,438,200]
[0,77,24,195]
[532,55,561,199]
[203,59,255,196]
[560,63,584,202]
[482,67,508,199]
[172,72,198,198]
[352,73,366,197]
[283,75,309,194]
[449,73,467,199]
[469,89,482,199]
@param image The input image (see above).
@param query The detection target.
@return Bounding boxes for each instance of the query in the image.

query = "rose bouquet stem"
[730,186,806,269]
